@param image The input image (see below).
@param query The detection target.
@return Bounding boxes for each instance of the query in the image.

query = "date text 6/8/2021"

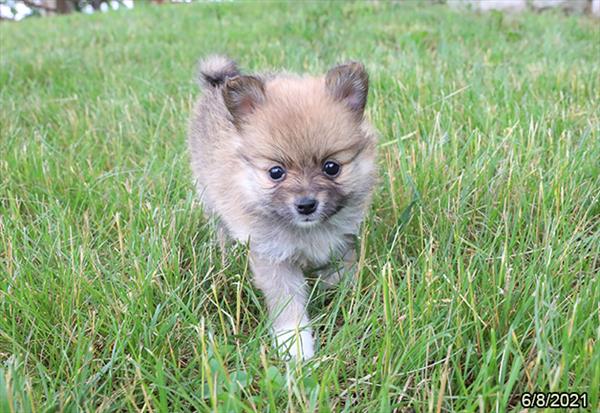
[520,392,588,409]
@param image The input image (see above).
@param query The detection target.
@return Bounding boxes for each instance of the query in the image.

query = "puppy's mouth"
[269,201,343,229]
[294,216,322,228]
[290,203,342,228]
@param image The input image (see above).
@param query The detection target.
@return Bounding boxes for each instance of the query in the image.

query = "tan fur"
[188,56,378,359]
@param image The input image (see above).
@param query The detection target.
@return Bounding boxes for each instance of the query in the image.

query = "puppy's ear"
[223,75,265,129]
[325,62,368,120]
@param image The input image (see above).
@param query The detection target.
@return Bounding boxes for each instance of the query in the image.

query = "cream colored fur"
[188,56,377,359]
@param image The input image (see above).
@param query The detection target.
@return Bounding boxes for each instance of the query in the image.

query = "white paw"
[274,328,315,360]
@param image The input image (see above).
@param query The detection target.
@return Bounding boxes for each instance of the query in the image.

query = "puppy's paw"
[274,328,315,361]
[318,268,345,289]
[318,246,357,289]
[317,264,357,290]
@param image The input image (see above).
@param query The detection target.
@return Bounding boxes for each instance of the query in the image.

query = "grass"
[1,2,599,412]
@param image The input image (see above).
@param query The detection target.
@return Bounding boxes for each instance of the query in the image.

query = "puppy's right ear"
[222,75,265,129]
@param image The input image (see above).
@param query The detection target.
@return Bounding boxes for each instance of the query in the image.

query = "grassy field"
[1,2,599,412]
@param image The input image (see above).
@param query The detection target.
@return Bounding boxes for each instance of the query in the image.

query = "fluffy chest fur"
[250,222,353,266]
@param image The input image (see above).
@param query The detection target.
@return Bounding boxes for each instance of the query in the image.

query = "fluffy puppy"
[188,55,377,360]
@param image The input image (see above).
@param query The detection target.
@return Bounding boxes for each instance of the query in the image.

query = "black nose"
[295,197,318,215]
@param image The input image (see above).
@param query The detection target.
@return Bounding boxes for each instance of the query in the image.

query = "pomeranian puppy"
[188,55,377,360]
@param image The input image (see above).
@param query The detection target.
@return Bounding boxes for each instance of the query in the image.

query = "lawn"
[1,2,599,412]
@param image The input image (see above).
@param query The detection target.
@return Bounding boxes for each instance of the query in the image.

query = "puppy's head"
[223,62,377,228]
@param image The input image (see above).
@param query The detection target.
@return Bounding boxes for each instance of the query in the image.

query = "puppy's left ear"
[325,62,368,120]
[223,75,266,129]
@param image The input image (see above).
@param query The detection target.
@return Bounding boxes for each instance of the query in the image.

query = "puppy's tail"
[197,55,239,88]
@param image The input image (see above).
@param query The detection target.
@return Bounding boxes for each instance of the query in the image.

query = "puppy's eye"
[322,161,340,178]
[268,166,286,181]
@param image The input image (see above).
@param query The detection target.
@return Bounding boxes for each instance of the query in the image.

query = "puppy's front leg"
[250,252,314,360]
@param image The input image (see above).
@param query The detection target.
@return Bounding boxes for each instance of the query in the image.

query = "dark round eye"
[322,161,340,177]
[268,166,286,181]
